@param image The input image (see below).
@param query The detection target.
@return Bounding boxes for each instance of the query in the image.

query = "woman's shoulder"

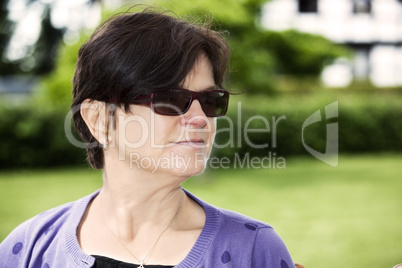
[184,189,295,267]
[0,190,99,268]
[184,189,273,230]
[216,206,273,230]
[208,203,284,247]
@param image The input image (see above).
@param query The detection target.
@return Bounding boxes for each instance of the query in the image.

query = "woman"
[0,7,297,268]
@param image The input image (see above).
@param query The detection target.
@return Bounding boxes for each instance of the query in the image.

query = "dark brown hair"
[72,7,230,169]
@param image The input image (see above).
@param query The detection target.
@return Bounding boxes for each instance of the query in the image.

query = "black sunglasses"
[111,88,230,117]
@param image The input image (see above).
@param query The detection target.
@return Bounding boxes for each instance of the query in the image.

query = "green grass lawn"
[1,154,401,267]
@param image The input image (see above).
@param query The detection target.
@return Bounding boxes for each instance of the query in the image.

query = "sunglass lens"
[152,90,190,115]
[200,91,229,117]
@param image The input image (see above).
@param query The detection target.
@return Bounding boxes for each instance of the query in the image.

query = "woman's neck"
[78,161,206,264]
[98,161,186,240]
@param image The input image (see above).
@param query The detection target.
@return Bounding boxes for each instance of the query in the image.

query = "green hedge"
[0,102,87,168]
[1,91,401,168]
[213,91,402,158]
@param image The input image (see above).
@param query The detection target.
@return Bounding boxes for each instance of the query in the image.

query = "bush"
[213,91,402,159]
[0,101,87,168]
[1,91,401,168]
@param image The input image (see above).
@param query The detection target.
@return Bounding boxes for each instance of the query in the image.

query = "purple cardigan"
[0,190,295,268]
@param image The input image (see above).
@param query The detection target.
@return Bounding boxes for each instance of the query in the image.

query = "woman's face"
[110,54,216,177]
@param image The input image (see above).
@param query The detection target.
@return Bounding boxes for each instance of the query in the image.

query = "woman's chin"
[161,162,207,178]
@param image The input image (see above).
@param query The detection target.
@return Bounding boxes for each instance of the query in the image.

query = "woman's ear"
[80,99,107,143]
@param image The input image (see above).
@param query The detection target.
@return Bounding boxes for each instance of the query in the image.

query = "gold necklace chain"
[100,190,184,268]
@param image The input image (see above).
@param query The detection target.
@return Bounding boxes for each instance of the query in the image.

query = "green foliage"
[33,33,91,109]
[154,0,351,94]
[156,0,262,27]
[0,30,93,169]
[0,101,86,168]
[229,34,277,93]
[261,30,352,76]
[213,91,402,159]
[0,1,381,169]
[1,90,401,168]
[0,2,66,75]
[5,0,353,101]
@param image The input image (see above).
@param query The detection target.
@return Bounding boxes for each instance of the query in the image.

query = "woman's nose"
[182,100,208,128]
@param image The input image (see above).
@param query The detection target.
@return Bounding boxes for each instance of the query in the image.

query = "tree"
[0,0,99,75]
[0,0,19,74]
[35,0,351,104]
[154,0,351,94]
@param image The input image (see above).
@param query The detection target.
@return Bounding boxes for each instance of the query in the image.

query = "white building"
[262,0,402,87]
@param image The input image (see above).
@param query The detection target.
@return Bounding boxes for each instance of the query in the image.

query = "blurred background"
[0,0,401,267]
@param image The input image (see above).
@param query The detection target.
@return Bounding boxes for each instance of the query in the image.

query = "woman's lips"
[173,139,205,146]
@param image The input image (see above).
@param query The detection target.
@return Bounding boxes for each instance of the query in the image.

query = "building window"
[353,0,371,14]
[299,0,318,13]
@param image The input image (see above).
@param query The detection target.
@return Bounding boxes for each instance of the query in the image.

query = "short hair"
[72,7,231,169]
